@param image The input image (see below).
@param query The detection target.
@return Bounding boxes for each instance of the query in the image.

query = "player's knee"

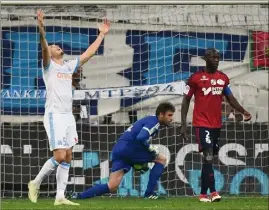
[155,154,167,165]
[107,179,121,192]
[203,148,213,164]
[65,148,73,163]
[107,182,119,192]
[53,149,66,163]
[108,170,124,192]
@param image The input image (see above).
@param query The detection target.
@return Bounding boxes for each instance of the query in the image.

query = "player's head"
[204,48,220,73]
[155,102,175,126]
[48,44,64,58]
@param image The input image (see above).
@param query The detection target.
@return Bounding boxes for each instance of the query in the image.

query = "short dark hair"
[155,102,175,116]
[205,48,219,58]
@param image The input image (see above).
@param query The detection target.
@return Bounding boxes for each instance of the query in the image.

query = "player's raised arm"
[223,85,252,121]
[79,18,111,67]
[37,9,50,69]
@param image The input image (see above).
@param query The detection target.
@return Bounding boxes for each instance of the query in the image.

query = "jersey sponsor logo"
[200,75,208,81]
[202,87,223,95]
[57,72,72,80]
[211,79,217,85]
[217,79,225,85]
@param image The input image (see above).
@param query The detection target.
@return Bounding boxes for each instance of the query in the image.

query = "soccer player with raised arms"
[180,48,252,202]
[71,102,175,200]
[28,9,110,205]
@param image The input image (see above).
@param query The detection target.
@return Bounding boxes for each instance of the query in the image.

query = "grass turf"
[2,197,268,210]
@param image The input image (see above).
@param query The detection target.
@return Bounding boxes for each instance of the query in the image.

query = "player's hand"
[148,144,159,157]
[243,111,252,121]
[180,125,188,140]
[98,18,111,36]
[37,9,45,28]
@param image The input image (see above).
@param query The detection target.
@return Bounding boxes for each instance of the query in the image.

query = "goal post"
[0,4,268,197]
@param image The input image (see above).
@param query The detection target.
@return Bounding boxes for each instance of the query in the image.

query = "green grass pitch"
[2,197,268,210]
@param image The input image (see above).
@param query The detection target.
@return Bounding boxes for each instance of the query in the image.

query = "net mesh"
[1,4,268,197]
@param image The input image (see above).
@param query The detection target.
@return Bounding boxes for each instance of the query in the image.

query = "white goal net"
[1,4,268,197]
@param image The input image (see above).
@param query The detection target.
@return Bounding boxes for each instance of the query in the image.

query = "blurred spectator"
[102,110,138,124]
[128,110,137,124]
[72,67,89,122]
[103,113,113,124]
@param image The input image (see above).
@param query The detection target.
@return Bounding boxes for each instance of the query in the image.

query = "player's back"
[186,70,229,128]
[118,115,159,144]
[112,115,159,162]
[42,58,79,114]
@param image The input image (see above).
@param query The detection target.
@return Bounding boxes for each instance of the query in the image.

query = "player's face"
[206,51,219,72]
[49,45,64,58]
[159,111,174,126]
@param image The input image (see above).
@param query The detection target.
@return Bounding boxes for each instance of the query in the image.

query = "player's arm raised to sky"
[37,9,50,68]
[79,18,111,67]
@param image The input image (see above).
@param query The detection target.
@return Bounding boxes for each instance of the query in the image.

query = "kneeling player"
[72,102,175,199]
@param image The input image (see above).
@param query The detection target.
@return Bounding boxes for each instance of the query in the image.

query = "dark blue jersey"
[118,115,160,149]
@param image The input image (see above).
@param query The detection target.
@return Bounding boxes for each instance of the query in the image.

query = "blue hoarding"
[1,27,248,114]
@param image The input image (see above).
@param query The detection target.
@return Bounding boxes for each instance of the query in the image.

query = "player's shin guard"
[78,184,110,199]
[144,162,164,197]
[56,162,70,199]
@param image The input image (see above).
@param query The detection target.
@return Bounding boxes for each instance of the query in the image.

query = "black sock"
[208,164,216,193]
[201,163,216,194]
[200,164,208,195]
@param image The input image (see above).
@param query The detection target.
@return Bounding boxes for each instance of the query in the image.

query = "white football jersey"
[42,58,79,114]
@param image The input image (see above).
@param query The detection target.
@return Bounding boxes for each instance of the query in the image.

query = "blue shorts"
[195,127,221,155]
[111,140,156,173]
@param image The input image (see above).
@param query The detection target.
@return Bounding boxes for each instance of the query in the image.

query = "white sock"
[33,157,59,187]
[56,162,70,199]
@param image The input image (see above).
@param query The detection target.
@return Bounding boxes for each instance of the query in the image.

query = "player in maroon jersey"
[180,48,251,202]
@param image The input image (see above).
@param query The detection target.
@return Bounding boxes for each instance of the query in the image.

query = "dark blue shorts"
[111,141,156,173]
[194,127,221,155]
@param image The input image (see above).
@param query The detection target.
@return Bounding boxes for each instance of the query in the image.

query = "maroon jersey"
[184,70,230,128]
